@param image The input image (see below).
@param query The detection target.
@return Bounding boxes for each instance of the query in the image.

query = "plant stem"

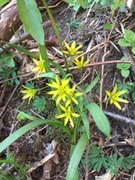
[38,44,51,73]
[41,0,68,71]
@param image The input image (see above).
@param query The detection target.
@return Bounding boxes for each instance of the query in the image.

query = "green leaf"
[18,111,71,135]
[0,53,14,70]
[132,46,135,54]
[132,91,135,102]
[118,38,131,47]
[38,72,56,79]
[2,41,38,59]
[86,103,110,137]
[117,63,131,70]
[66,130,89,180]
[17,0,44,45]
[121,69,130,78]
[4,59,15,68]
[124,30,135,42]
[33,96,46,113]
[0,117,71,153]
[78,0,86,8]
[84,74,100,94]
[100,0,111,6]
[80,112,90,139]
[0,0,9,6]
[103,22,112,30]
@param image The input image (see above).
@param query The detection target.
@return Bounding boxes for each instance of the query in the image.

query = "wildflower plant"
[32,55,46,77]
[62,41,83,56]
[21,85,38,103]
[57,104,79,128]
[47,75,82,127]
[47,75,71,105]
[106,84,129,110]
[0,1,133,179]
[73,56,90,70]
[1,0,130,178]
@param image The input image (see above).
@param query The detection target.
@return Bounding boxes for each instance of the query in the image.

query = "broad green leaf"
[84,74,100,94]
[118,38,131,47]
[121,69,129,78]
[0,118,71,153]
[0,0,9,6]
[80,112,90,139]
[86,103,110,137]
[132,47,135,54]
[66,130,88,180]
[17,0,44,45]
[124,30,135,42]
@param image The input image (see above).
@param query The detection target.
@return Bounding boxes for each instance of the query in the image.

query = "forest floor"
[0,1,135,180]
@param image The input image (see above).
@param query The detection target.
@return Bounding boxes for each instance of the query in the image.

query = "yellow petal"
[113,101,121,110]
[117,98,129,103]
[112,85,117,94]
[116,90,127,96]
[105,90,111,97]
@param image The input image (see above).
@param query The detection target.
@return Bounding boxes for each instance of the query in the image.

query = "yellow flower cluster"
[21,86,38,104]
[106,85,129,110]
[47,75,83,127]
[32,55,46,77]
[62,41,90,69]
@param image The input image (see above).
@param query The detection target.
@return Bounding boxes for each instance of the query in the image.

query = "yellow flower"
[57,104,79,127]
[105,85,129,110]
[73,56,90,69]
[47,75,70,105]
[21,85,38,103]
[66,85,83,107]
[32,55,46,76]
[62,41,83,56]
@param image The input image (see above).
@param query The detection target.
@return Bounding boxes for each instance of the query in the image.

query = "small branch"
[104,110,135,125]
[0,20,51,54]
[68,60,131,71]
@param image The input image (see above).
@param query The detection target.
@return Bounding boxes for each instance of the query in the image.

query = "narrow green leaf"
[38,72,56,79]
[80,112,90,139]
[17,0,44,45]
[78,0,86,8]
[0,0,9,6]
[86,103,110,137]
[66,130,89,179]
[0,118,71,153]
[2,41,38,58]
[0,121,45,153]
[18,111,71,136]
[84,74,100,94]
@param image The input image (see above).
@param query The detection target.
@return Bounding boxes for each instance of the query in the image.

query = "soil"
[0,1,135,180]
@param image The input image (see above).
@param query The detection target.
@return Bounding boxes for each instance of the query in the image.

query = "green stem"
[38,44,51,73]
[41,0,68,71]
[72,117,81,145]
